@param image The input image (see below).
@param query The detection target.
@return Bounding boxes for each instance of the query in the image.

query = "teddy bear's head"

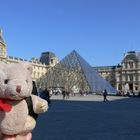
[0,62,33,100]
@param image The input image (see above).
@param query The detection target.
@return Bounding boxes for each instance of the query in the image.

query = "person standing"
[62,89,66,100]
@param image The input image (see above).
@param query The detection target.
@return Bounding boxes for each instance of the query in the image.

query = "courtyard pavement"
[33,95,140,140]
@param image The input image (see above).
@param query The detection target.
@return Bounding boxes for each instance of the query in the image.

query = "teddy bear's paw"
[36,101,48,113]
[23,116,36,132]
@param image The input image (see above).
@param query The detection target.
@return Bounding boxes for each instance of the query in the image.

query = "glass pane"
[40,50,117,94]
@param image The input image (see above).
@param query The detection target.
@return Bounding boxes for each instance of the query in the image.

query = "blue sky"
[0,0,140,66]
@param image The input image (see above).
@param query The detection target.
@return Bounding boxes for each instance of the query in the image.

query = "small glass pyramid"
[43,50,117,94]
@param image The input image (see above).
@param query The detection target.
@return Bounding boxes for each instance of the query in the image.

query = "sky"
[0,0,140,66]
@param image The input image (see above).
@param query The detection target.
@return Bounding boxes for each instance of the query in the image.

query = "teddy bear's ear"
[19,62,33,74]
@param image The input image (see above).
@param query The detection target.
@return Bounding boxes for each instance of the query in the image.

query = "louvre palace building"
[94,51,140,93]
[0,29,140,93]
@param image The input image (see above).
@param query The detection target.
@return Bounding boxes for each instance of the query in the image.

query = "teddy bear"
[0,62,48,139]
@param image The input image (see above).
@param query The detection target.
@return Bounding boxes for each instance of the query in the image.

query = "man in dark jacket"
[40,88,51,105]
[103,89,108,102]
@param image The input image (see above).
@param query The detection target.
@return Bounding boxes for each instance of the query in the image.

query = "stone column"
[133,83,135,91]
[133,75,136,82]
[127,62,130,69]
[138,83,140,91]
[116,83,119,90]
[133,63,136,69]
[128,75,130,82]
[122,75,125,82]
[138,73,140,81]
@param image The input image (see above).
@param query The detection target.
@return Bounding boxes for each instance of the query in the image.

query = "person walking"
[103,89,108,102]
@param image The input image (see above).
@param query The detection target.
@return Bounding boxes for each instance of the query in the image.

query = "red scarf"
[0,98,12,112]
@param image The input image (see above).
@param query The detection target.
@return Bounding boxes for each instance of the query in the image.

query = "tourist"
[40,88,51,105]
[62,89,66,100]
[66,90,70,99]
[38,87,43,97]
[103,89,108,102]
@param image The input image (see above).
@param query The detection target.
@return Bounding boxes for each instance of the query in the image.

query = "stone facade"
[94,51,140,93]
[0,30,7,58]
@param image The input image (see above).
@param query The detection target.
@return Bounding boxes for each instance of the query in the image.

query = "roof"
[122,51,139,63]
[40,51,56,65]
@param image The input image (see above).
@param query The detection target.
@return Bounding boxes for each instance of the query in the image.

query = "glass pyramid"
[43,50,117,94]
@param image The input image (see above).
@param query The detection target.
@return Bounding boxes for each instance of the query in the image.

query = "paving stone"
[33,95,140,140]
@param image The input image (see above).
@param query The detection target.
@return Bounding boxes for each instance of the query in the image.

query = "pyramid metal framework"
[44,50,117,94]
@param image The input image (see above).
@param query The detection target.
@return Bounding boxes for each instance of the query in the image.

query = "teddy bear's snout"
[16,85,21,93]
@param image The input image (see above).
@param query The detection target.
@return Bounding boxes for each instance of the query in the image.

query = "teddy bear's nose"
[16,85,21,93]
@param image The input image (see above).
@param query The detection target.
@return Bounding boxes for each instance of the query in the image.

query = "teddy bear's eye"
[4,79,9,84]
[26,80,28,83]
